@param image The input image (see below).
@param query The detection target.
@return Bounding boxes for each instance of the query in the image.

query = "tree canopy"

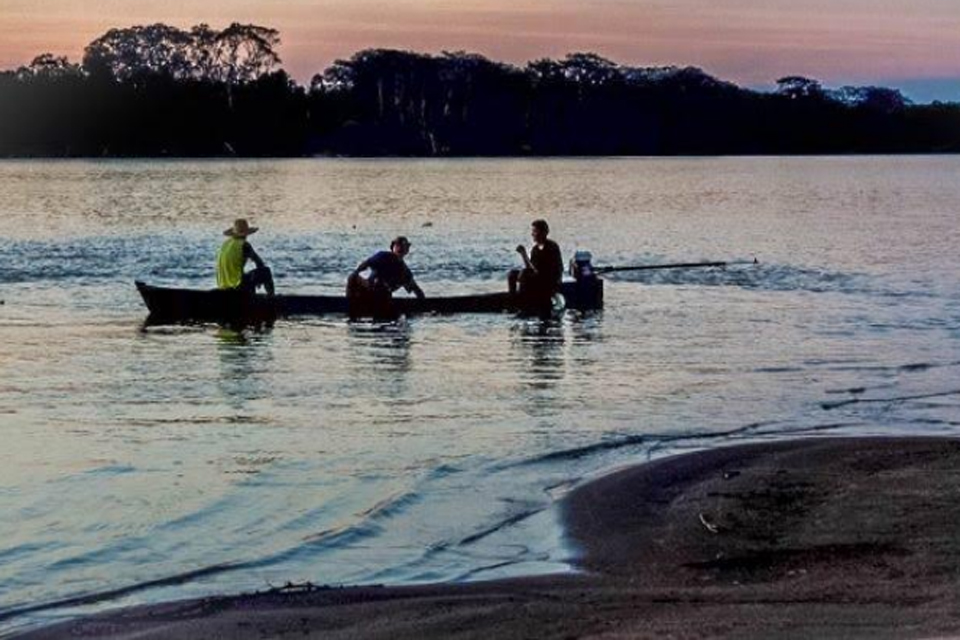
[1,23,958,156]
[81,23,281,83]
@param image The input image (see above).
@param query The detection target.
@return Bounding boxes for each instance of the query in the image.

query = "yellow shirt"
[216,238,246,289]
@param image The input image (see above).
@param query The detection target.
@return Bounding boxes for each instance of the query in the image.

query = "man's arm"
[402,264,425,299]
[352,258,371,275]
[245,243,266,269]
[406,279,426,299]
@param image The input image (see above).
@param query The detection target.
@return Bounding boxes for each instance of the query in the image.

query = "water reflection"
[346,321,415,410]
[215,325,273,411]
[508,313,607,421]
[347,321,413,374]
[512,319,567,391]
[567,311,604,344]
[512,313,604,386]
[215,326,249,346]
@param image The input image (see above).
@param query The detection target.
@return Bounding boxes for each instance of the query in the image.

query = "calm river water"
[1,157,959,634]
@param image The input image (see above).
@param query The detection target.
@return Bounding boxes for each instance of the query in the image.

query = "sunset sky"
[2,0,959,102]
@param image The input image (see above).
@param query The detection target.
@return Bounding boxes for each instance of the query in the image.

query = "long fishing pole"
[595,258,757,274]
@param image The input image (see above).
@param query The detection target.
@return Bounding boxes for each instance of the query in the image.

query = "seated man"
[347,236,425,314]
[509,219,562,308]
[216,218,275,295]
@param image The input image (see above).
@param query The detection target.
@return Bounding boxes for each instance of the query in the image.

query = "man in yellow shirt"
[216,219,274,295]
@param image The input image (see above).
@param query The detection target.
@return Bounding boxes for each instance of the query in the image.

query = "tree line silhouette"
[2,22,959,157]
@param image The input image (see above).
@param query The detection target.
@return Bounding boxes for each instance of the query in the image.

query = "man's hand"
[516,245,532,270]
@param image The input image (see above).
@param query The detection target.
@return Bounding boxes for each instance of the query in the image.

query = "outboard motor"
[569,250,597,282]
[564,249,603,311]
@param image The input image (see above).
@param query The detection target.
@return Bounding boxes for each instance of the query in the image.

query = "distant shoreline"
[18,436,960,639]
[5,41,960,157]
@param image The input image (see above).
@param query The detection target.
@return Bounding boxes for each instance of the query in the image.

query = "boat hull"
[136,279,603,325]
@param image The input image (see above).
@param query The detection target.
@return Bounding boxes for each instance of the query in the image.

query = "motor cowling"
[569,250,596,281]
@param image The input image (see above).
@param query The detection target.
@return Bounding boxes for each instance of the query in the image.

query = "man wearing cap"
[216,218,275,296]
[348,236,425,307]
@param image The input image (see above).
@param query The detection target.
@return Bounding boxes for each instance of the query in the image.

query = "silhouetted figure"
[216,219,275,295]
[347,236,425,317]
[509,219,563,311]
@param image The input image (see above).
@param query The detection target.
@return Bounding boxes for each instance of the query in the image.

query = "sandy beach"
[18,436,960,639]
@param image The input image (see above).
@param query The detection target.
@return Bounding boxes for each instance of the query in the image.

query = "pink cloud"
[2,0,958,87]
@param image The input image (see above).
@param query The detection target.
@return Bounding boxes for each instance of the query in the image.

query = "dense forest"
[2,22,959,157]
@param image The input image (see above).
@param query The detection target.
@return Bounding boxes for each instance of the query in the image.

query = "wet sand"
[19,437,960,639]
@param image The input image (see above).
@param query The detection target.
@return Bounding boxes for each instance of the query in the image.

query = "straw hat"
[224,218,258,238]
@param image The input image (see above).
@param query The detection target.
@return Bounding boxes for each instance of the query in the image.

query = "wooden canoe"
[136,279,603,325]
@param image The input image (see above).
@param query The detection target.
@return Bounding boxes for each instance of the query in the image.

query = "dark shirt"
[530,239,563,292]
[365,251,414,293]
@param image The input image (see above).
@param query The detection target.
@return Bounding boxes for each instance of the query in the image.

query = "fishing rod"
[595,258,758,275]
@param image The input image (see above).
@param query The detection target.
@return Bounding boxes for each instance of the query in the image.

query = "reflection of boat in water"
[135,278,603,325]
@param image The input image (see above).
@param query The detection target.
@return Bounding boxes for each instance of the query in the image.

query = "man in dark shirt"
[348,236,425,308]
[509,219,563,304]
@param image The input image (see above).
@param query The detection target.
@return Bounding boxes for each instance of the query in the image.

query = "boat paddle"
[595,257,758,274]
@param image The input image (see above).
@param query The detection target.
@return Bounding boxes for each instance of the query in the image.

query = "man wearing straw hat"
[216,218,275,295]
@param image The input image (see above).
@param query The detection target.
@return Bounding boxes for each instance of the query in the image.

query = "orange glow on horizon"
[2,0,959,90]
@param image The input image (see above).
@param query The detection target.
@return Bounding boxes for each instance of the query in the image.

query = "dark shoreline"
[17,436,960,639]
[7,42,960,158]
